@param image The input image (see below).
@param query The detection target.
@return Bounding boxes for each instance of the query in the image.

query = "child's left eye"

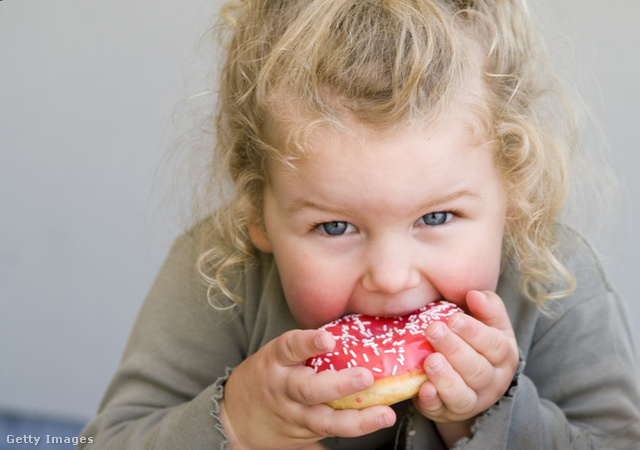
[316,221,356,236]
[417,212,453,226]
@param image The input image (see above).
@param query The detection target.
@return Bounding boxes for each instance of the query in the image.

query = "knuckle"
[314,415,335,437]
[487,332,509,360]
[334,383,352,400]
[462,321,480,341]
[467,362,491,387]
[358,414,380,436]
[277,330,303,363]
[431,372,457,400]
[295,380,317,405]
[453,393,478,415]
[446,339,465,357]
[420,400,447,418]
[335,371,360,398]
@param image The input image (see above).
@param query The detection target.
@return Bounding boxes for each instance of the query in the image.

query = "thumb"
[271,329,336,366]
[465,290,513,334]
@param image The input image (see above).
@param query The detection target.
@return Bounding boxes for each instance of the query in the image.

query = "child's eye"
[317,221,355,236]
[417,212,453,226]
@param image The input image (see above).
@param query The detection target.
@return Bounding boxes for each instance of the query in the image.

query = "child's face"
[249,120,508,329]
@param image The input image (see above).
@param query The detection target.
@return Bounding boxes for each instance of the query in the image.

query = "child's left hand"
[413,290,519,442]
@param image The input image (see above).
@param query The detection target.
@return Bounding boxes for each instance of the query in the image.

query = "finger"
[304,405,396,438]
[272,329,336,366]
[425,320,494,390]
[413,379,446,417]
[288,366,374,405]
[447,311,517,368]
[422,353,478,417]
[465,290,514,334]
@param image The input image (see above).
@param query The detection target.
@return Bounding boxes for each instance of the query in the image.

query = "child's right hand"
[220,329,396,449]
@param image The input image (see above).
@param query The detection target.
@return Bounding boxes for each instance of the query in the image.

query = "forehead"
[262,74,492,163]
[265,106,492,171]
[268,117,496,193]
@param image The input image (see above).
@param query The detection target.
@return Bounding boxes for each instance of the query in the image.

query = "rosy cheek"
[435,262,499,308]
[288,296,347,329]
[283,273,350,328]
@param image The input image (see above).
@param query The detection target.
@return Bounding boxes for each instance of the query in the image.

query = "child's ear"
[248,224,273,253]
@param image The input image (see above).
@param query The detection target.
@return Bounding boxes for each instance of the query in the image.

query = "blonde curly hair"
[193,0,587,307]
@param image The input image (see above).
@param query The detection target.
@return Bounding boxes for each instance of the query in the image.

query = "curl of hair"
[193,0,600,308]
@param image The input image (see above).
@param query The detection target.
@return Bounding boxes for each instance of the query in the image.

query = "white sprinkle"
[392,365,398,376]
[349,350,357,359]
[372,367,383,373]
[330,364,335,371]
[363,354,369,363]
[324,358,331,363]
[351,359,357,367]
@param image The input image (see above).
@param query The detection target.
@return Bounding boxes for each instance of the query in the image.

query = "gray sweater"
[80,229,640,449]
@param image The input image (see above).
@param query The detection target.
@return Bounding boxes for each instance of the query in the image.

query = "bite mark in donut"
[305,300,464,409]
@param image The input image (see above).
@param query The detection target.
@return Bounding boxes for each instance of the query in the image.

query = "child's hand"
[414,290,518,443]
[220,329,396,449]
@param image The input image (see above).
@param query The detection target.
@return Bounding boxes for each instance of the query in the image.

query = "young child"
[80,0,640,448]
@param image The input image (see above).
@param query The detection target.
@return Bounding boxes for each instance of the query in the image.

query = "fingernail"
[428,357,444,373]
[378,412,393,427]
[448,313,465,331]
[423,387,438,400]
[315,333,334,350]
[427,323,446,341]
[353,373,371,390]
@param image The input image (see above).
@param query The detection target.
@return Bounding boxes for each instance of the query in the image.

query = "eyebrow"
[410,189,482,216]
[286,199,355,217]
[286,189,481,217]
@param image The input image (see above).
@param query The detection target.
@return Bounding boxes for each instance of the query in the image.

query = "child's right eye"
[317,221,354,236]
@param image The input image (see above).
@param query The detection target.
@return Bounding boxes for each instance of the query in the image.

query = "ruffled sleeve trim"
[450,351,525,450]
[211,366,235,450]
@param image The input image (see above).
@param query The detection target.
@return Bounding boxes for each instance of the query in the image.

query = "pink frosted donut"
[306,300,463,410]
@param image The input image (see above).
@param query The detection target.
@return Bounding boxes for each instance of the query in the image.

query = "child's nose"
[361,236,421,295]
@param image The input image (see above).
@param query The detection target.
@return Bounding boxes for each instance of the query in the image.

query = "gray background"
[1,1,638,423]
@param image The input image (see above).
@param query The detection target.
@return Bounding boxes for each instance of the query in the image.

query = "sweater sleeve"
[79,231,248,449]
[403,232,640,450]
[451,292,640,450]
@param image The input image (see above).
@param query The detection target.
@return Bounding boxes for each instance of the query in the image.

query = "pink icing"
[305,301,463,380]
